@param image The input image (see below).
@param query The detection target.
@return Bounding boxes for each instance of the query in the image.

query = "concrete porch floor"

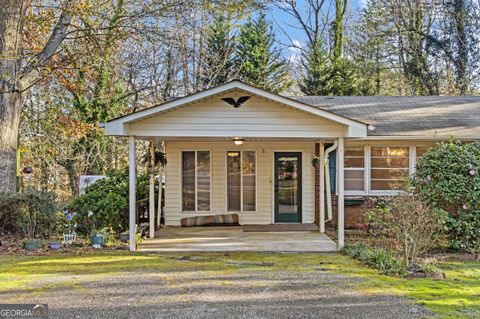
[140,226,338,252]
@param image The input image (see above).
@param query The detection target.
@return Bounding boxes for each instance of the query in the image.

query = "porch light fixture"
[233,137,245,146]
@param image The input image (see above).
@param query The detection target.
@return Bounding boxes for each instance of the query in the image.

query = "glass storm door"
[274,152,302,223]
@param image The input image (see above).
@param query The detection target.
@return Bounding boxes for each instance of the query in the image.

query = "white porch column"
[149,141,155,239]
[157,141,164,227]
[128,136,137,251]
[319,142,325,233]
[337,137,345,250]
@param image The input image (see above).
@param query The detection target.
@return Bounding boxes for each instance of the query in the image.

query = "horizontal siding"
[128,94,344,138]
[164,141,316,226]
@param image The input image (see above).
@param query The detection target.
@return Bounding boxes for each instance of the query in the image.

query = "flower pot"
[119,232,129,242]
[90,234,106,248]
[48,242,62,250]
[24,240,41,251]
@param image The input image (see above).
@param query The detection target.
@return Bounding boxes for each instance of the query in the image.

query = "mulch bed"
[328,227,480,265]
[0,234,127,256]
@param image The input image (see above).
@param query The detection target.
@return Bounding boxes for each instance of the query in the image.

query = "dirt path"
[1,262,434,319]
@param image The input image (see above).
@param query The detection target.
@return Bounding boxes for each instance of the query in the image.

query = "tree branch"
[17,0,77,92]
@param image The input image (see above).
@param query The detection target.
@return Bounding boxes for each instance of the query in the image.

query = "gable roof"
[294,95,480,139]
[104,80,367,137]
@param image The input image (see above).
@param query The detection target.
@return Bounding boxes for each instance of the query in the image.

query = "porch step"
[243,224,319,232]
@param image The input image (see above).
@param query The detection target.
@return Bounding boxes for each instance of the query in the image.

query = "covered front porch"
[103,81,369,252]
[140,226,337,252]
[129,137,345,252]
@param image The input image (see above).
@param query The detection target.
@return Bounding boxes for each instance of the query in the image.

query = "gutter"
[324,141,338,223]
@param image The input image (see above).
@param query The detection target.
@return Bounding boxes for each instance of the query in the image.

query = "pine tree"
[236,13,291,93]
[324,59,372,95]
[300,39,328,95]
[301,39,371,96]
[201,15,236,88]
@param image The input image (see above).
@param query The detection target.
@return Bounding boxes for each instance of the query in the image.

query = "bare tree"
[0,0,76,193]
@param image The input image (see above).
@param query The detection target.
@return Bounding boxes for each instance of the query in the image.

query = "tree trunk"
[1,1,73,193]
[332,0,346,62]
[0,91,22,193]
[454,0,468,94]
[0,1,29,193]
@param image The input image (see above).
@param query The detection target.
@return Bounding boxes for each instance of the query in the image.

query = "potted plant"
[24,239,41,251]
[48,241,62,250]
[23,202,41,251]
[90,229,107,248]
[88,211,108,248]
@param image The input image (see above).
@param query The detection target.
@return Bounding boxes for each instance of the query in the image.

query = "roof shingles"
[292,96,480,138]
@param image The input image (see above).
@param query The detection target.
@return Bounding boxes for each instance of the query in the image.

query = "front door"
[274,152,302,223]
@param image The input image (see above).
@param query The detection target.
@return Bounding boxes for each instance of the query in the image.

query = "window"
[371,147,409,191]
[227,151,256,211]
[344,147,364,191]
[416,146,429,161]
[182,151,210,211]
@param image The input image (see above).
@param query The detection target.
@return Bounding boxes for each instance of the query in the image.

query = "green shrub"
[445,211,480,252]
[366,188,446,264]
[414,141,480,252]
[0,190,57,238]
[415,141,480,214]
[343,243,408,276]
[68,169,150,234]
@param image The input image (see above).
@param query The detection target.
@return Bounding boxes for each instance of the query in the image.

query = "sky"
[266,0,367,56]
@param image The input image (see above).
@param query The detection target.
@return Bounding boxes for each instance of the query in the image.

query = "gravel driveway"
[1,256,434,319]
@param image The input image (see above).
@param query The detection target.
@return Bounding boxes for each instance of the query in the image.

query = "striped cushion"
[180,214,239,227]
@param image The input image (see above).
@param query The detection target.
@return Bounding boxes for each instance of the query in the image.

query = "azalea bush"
[68,169,150,234]
[444,210,480,252]
[414,141,480,252]
[415,141,480,214]
[0,190,57,238]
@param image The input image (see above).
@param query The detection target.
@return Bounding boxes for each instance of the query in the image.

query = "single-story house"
[104,80,480,251]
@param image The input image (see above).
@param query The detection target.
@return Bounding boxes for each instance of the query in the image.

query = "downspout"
[324,141,338,223]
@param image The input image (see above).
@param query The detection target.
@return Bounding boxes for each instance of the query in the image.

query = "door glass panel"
[277,156,299,214]
[196,151,210,211]
[227,151,241,211]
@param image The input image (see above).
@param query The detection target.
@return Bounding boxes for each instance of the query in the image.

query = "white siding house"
[104,80,480,251]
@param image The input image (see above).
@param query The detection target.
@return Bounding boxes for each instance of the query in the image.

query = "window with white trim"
[416,146,429,161]
[227,151,256,211]
[370,147,409,191]
[182,151,210,211]
[344,147,365,191]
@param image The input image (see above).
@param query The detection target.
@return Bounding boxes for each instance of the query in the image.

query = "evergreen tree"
[236,13,291,93]
[300,39,328,95]
[301,39,371,96]
[201,15,236,88]
[348,0,406,95]
[323,59,372,95]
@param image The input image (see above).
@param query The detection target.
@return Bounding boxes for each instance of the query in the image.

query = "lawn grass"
[0,251,478,319]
